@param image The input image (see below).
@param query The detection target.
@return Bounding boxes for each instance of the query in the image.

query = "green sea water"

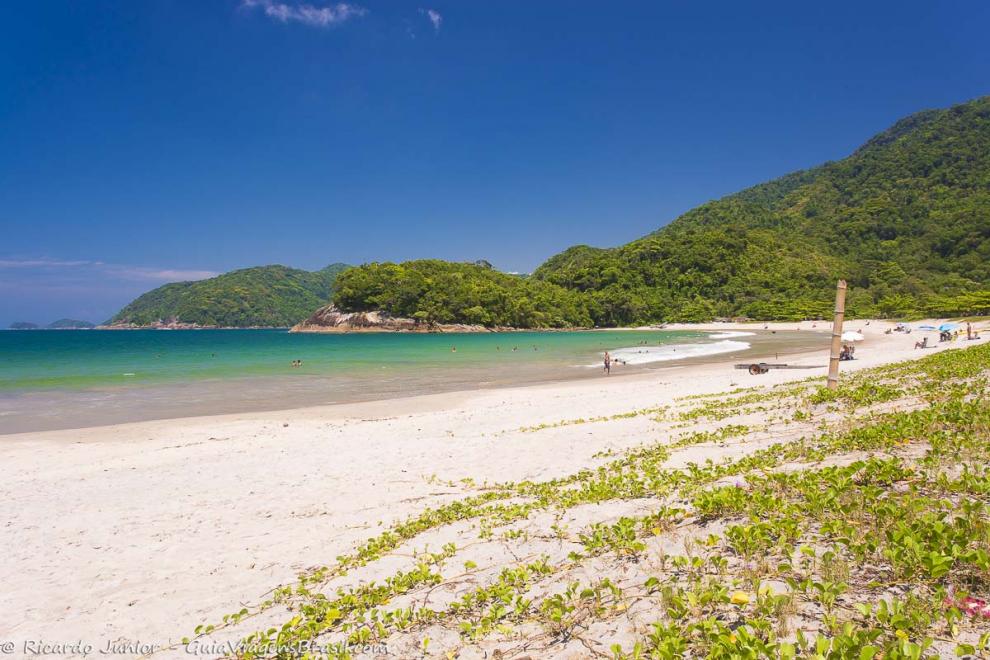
[0,328,824,432]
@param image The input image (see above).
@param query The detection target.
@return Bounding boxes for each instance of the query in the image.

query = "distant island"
[109,96,990,330]
[7,319,95,330]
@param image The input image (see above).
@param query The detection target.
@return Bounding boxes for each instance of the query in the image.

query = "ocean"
[0,328,823,433]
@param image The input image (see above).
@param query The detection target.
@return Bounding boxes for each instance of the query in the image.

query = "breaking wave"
[707,331,757,339]
[589,339,751,366]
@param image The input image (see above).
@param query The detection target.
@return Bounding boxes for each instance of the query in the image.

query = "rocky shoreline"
[288,305,513,333]
[97,322,289,330]
[95,307,592,333]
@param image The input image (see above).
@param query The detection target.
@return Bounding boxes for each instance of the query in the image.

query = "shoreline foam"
[706,330,757,339]
[595,339,750,366]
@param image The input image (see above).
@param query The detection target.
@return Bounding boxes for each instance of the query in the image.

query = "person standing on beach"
[603,351,611,375]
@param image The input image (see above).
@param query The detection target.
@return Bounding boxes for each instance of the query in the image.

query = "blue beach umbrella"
[938,322,960,332]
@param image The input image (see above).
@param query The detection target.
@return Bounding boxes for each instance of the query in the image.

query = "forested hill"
[533,95,990,323]
[109,264,349,328]
[332,260,592,328]
[111,97,990,329]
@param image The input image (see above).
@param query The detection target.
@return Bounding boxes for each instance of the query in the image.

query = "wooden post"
[827,280,847,390]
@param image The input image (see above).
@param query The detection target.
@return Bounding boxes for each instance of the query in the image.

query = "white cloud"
[419,8,442,32]
[101,266,220,282]
[0,257,218,283]
[242,0,367,28]
[0,258,222,324]
[0,258,95,268]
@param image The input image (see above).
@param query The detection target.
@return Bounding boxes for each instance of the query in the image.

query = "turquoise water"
[0,328,824,432]
[0,328,715,391]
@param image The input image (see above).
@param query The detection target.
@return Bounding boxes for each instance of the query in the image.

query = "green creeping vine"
[515,405,671,434]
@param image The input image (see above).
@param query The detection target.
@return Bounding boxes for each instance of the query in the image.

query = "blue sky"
[2,1,989,325]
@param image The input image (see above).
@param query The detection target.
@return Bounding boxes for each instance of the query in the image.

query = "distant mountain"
[47,319,96,329]
[109,264,350,328]
[9,322,39,330]
[532,95,990,322]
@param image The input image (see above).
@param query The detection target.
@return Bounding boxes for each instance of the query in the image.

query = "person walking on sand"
[603,351,611,375]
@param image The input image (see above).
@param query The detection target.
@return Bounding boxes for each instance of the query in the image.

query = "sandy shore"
[0,318,978,656]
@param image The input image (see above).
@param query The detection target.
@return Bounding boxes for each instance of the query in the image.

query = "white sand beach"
[0,319,980,656]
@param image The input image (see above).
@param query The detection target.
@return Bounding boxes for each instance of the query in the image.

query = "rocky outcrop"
[290,305,502,333]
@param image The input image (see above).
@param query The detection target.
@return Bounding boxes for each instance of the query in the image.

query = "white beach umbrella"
[841,330,865,342]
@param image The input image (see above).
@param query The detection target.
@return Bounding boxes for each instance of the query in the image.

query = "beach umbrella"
[918,325,937,331]
[938,322,960,332]
[841,331,865,342]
